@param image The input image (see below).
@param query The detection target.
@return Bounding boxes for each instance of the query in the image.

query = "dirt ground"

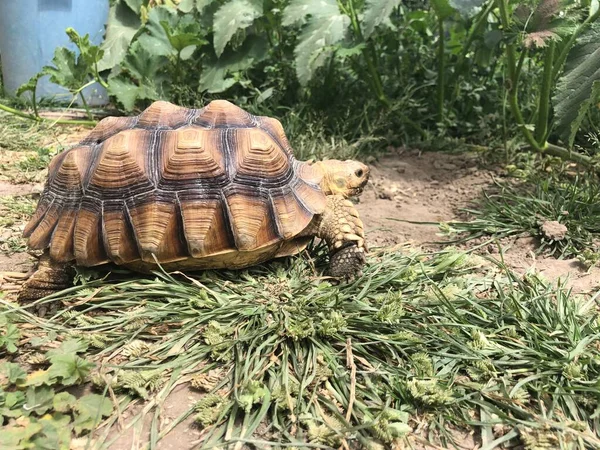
[0,139,599,448]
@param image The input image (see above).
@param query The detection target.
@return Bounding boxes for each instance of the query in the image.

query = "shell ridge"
[23,192,56,237]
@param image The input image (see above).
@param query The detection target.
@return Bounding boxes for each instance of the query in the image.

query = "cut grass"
[0,112,52,153]
[2,245,600,449]
[447,174,600,261]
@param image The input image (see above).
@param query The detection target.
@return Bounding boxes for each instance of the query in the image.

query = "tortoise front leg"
[306,195,367,279]
[18,251,74,315]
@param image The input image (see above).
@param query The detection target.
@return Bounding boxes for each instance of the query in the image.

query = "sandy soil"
[0,145,598,449]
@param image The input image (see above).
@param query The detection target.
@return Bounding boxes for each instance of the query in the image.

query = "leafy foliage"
[212,0,262,57]
[554,25,600,147]
[4,246,600,448]
[0,331,110,449]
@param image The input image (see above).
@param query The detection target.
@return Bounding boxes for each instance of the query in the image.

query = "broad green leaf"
[107,40,167,109]
[15,73,43,98]
[73,394,112,434]
[179,0,214,11]
[212,0,263,57]
[1,362,27,385]
[124,0,143,13]
[362,0,401,38]
[294,9,349,85]
[98,1,142,71]
[0,320,21,354]
[48,354,94,385]
[160,21,206,53]
[200,36,268,93]
[46,339,89,362]
[122,41,168,81]
[337,43,366,60]
[431,0,455,19]
[33,413,72,450]
[136,6,179,57]
[178,0,196,12]
[180,45,197,60]
[53,392,77,413]
[282,0,333,26]
[449,0,486,17]
[553,26,600,147]
[23,369,54,387]
[0,417,42,448]
[65,28,104,69]
[108,77,145,110]
[25,385,55,415]
[4,391,26,411]
[43,47,86,90]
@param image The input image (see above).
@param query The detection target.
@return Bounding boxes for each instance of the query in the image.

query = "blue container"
[0,0,109,105]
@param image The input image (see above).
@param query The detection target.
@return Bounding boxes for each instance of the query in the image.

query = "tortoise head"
[313,160,370,198]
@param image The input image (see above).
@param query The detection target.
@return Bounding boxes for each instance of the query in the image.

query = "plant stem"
[450,0,495,99]
[345,0,389,106]
[496,0,542,151]
[534,41,555,145]
[0,102,96,126]
[79,91,93,121]
[437,14,445,122]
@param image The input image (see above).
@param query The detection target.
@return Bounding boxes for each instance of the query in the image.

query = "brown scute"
[292,179,328,215]
[127,199,187,263]
[25,100,327,269]
[274,237,312,258]
[89,129,152,190]
[28,203,61,249]
[80,116,137,145]
[271,191,314,239]
[225,191,281,251]
[74,206,109,266]
[296,160,324,187]
[23,194,55,237]
[159,128,226,182]
[51,151,82,189]
[49,210,77,261]
[180,198,235,257]
[258,116,293,155]
[137,101,190,129]
[233,129,291,182]
[102,205,140,264]
[192,99,256,129]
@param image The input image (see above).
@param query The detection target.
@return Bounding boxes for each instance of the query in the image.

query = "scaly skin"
[17,252,73,316]
[303,195,367,279]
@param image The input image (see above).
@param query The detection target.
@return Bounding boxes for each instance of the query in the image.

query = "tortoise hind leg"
[18,251,74,315]
[304,195,367,280]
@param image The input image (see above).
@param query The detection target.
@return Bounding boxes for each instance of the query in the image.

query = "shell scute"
[159,128,226,184]
[126,193,187,263]
[192,100,255,129]
[26,100,329,267]
[233,129,291,183]
[88,129,154,194]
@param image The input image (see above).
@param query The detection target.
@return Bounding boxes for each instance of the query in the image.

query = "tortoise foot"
[17,253,74,316]
[329,244,366,281]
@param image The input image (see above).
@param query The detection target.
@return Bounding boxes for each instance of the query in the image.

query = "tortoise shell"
[24,100,327,270]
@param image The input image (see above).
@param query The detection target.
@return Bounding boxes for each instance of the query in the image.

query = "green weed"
[3,245,600,448]
[448,175,600,260]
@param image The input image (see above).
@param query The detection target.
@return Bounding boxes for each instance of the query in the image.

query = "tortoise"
[18,100,369,304]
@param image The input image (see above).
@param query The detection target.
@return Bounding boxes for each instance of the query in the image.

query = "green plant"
[4,245,600,448]
[0,328,111,449]
[447,174,600,258]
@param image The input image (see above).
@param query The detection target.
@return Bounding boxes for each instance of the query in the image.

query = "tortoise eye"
[355,169,364,178]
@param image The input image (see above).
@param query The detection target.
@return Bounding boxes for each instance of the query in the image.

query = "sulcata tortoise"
[18,100,369,303]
